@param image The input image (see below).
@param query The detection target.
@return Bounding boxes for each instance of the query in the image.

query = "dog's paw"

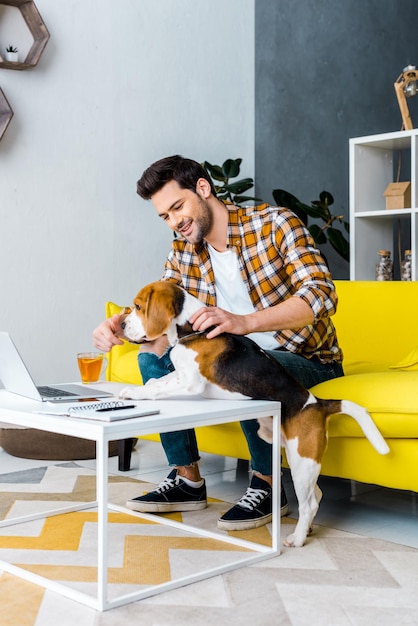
[283,532,306,548]
[119,386,145,400]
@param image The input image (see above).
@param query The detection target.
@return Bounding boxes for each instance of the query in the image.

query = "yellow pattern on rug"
[0,509,267,586]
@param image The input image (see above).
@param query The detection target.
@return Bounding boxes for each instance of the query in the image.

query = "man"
[93,155,344,531]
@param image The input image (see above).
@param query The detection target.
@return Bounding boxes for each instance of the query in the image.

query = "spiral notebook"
[36,400,160,422]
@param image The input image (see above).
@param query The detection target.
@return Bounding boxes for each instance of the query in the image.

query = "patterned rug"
[0,464,418,626]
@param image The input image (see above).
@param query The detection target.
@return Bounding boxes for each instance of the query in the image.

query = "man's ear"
[196,177,212,199]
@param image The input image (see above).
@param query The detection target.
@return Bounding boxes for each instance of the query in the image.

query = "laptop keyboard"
[37,385,75,398]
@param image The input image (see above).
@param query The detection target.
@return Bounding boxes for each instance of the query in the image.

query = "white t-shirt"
[207,244,278,350]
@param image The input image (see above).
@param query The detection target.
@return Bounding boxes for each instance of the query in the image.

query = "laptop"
[0,331,113,403]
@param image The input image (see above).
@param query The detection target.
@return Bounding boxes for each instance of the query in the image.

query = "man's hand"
[189,307,251,339]
[92,315,125,352]
[188,297,314,339]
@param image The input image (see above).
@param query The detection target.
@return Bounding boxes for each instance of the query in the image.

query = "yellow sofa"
[107,281,418,492]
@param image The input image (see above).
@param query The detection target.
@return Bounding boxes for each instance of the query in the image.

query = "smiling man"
[93,155,344,531]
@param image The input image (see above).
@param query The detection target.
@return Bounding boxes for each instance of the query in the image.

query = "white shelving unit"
[349,129,417,280]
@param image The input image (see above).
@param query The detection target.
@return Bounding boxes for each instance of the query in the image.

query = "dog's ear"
[143,285,177,340]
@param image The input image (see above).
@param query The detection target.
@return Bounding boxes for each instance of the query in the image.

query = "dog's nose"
[121,321,126,330]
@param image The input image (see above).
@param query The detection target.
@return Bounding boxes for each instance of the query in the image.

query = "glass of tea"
[77,352,107,384]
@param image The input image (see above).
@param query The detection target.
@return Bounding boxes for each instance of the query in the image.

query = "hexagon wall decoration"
[0,0,50,70]
[0,87,13,139]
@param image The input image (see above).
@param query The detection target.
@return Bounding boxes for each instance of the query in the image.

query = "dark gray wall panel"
[255,0,418,278]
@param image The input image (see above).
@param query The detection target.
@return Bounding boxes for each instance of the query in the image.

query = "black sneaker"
[217,474,289,531]
[126,469,207,513]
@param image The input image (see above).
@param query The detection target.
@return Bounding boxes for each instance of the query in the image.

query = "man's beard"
[179,197,213,244]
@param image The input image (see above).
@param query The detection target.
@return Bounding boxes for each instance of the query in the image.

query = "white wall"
[0,0,255,382]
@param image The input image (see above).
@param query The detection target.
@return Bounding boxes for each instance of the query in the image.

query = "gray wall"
[0,0,255,383]
[255,0,418,278]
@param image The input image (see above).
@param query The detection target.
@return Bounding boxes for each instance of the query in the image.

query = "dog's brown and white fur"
[119,281,390,547]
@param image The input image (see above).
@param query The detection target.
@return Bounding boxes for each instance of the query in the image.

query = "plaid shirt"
[162,203,342,364]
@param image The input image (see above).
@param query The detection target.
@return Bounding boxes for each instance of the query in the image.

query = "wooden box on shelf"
[384,182,411,210]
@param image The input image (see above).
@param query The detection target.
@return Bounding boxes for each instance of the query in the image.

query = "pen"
[95,404,136,412]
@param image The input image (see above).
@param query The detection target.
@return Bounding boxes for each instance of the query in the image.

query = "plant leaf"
[319,190,334,207]
[310,201,332,221]
[272,189,311,225]
[202,161,225,182]
[327,227,350,261]
[222,158,242,179]
[272,189,301,210]
[273,189,324,220]
[309,223,327,245]
[234,195,262,204]
[223,179,254,195]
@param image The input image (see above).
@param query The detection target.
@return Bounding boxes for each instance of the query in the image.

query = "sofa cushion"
[389,346,418,371]
[311,370,418,438]
[332,281,418,375]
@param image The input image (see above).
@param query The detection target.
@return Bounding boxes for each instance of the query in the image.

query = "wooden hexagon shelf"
[0,87,13,139]
[0,0,50,70]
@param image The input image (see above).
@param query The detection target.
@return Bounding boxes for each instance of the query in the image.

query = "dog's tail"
[321,399,390,455]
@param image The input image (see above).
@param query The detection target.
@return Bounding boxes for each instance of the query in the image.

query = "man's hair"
[137,155,216,199]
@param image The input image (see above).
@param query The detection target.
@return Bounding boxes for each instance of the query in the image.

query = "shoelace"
[155,475,180,493]
[236,487,269,511]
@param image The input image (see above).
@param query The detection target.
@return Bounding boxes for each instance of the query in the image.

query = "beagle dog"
[119,281,390,547]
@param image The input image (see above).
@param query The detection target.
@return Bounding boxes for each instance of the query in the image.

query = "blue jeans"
[138,348,344,475]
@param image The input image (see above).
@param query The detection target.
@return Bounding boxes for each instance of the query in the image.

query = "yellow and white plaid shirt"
[162,203,342,364]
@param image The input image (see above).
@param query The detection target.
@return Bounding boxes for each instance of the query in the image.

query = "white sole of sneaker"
[217,513,272,531]
[125,500,207,513]
[217,503,290,531]
[217,503,289,531]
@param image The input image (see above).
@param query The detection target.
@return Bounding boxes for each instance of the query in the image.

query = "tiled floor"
[1,438,416,549]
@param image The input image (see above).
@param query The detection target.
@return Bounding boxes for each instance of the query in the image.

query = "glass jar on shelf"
[375,250,393,281]
[401,249,412,281]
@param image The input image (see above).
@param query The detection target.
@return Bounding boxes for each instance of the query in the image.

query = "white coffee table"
[0,383,281,611]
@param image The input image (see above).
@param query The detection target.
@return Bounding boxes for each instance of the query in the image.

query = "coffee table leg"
[118,438,135,471]
[271,412,281,552]
[96,433,109,610]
